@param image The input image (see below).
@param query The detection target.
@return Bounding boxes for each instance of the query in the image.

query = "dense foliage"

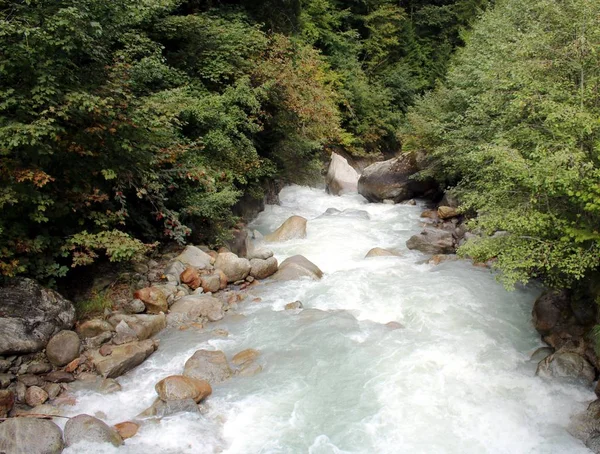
[406,0,600,288]
[1,0,485,280]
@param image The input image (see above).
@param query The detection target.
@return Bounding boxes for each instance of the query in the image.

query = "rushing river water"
[62,185,595,453]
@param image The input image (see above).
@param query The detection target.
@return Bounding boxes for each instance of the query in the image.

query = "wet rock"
[272,255,323,281]
[536,350,595,384]
[569,399,600,451]
[167,295,224,325]
[99,378,122,394]
[108,314,166,341]
[406,228,454,255]
[232,349,260,367]
[385,321,404,330]
[285,301,303,310]
[358,155,436,203]
[0,278,76,355]
[0,389,14,417]
[25,385,48,407]
[173,246,212,269]
[325,152,359,195]
[321,208,370,220]
[139,397,200,418]
[214,252,251,283]
[134,287,168,314]
[428,254,459,265]
[530,347,554,362]
[437,206,459,219]
[249,257,278,279]
[365,247,398,258]
[184,350,232,384]
[420,210,438,220]
[44,371,75,383]
[18,374,43,387]
[77,320,115,339]
[0,417,64,454]
[180,267,201,290]
[532,290,577,338]
[123,298,146,314]
[46,330,80,366]
[44,383,62,400]
[114,421,139,440]
[200,273,221,293]
[265,216,307,242]
[27,361,52,375]
[64,414,123,447]
[155,375,212,403]
[91,339,157,378]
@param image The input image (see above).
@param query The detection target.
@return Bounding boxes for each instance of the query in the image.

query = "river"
[62,185,595,453]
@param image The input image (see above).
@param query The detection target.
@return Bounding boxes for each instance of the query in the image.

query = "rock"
[18,374,43,387]
[0,278,76,355]
[163,260,187,285]
[114,421,139,440]
[27,362,52,375]
[180,267,201,290]
[530,347,554,362]
[247,248,274,260]
[365,247,399,258]
[357,155,436,203]
[216,269,228,290]
[44,371,75,383]
[536,350,595,384]
[437,205,459,219]
[0,418,64,454]
[167,295,224,325]
[99,378,122,394]
[113,320,138,345]
[238,362,263,377]
[183,350,233,384]
[232,349,260,366]
[406,228,455,254]
[285,301,303,310]
[139,397,200,418]
[0,360,11,373]
[225,228,249,258]
[91,339,157,378]
[325,152,359,195]
[265,216,307,242]
[0,373,13,389]
[46,330,80,366]
[15,382,26,402]
[134,287,168,314]
[532,290,572,336]
[440,191,459,208]
[84,331,113,350]
[420,210,438,220]
[200,273,221,293]
[155,375,212,403]
[64,414,123,447]
[250,257,278,279]
[385,321,404,330]
[174,246,212,269]
[272,255,323,281]
[123,298,146,314]
[214,252,251,283]
[322,208,370,220]
[25,385,48,407]
[0,389,14,417]
[77,320,114,339]
[108,314,166,341]
[44,383,62,400]
[99,344,113,356]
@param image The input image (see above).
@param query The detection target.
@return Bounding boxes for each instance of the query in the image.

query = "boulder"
[406,228,455,254]
[43,371,74,383]
[167,295,224,325]
[77,320,114,339]
[420,210,438,220]
[173,246,212,269]
[200,273,221,293]
[225,228,249,258]
[0,389,14,417]
[216,269,228,290]
[214,252,251,283]
[272,255,323,281]
[180,267,201,290]
[64,414,123,447]
[0,278,75,355]
[325,152,359,195]
[123,298,146,314]
[250,257,278,279]
[134,287,168,314]
[0,418,64,454]
[536,350,595,384]
[108,314,166,341]
[357,155,436,203]
[437,206,459,219]
[322,208,370,220]
[138,397,200,418]
[285,301,303,310]
[114,421,139,440]
[45,330,80,366]
[183,350,233,384]
[155,375,212,403]
[532,290,572,336]
[247,248,274,260]
[25,385,48,407]
[232,349,260,367]
[365,247,399,258]
[91,339,157,378]
[265,216,307,242]
[440,191,459,208]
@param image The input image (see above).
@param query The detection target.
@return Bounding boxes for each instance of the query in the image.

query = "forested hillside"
[405,0,600,290]
[0,0,485,281]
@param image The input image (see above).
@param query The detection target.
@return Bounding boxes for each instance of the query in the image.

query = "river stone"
[44,371,75,383]
[406,228,455,255]
[272,255,323,281]
[114,421,139,440]
[285,301,303,310]
[91,339,157,378]
[247,248,274,260]
[123,298,146,314]
[365,247,399,258]
[167,295,224,325]
[108,314,166,341]
[64,414,123,447]
[139,397,200,418]
[357,155,436,203]
[25,385,48,407]
[27,361,52,375]
[180,267,201,290]
[0,417,64,454]
[232,349,260,366]
[437,206,459,219]
[44,383,62,400]
[174,246,212,269]
[265,216,307,242]
[321,208,370,220]
[76,320,115,339]
[532,290,573,336]
[134,287,168,314]
[183,350,232,384]
[536,350,595,384]
[200,273,221,293]
[250,257,278,279]
[155,375,212,403]
[45,330,80,366]
[325,152,359,195]
[214,252,251,283]
[0,389,14,417]
[0,278,76,355]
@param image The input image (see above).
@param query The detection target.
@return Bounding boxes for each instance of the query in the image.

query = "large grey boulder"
[326,152,359,195]
[167,295,224,325]
[45,330,80,366]
[0,417,64,454]
[250,257,278,279]
[536,350,595,384]
[139,397,200,418]
[569,400,600,453]
[406,228,455,255]
[173,246,212,269]
[107,314,166,341]
[0,278,76,355]
[271,255,323,281]
[358,155,436,203]
[90,339,157,378]
[265,216,307,242]
[214,252,251,283]
[321,208,370,220]
[365,247,399,258]
[183,350,233,384]
[64,414,123,447]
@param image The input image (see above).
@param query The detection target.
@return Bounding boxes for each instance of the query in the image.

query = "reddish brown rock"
[65,357,81,373]
[25,385,49,407]
[134,287,168,314]
[114,421,139,440]
[232,349,260,366]
[180,267,201,290]
[155,375,212,403]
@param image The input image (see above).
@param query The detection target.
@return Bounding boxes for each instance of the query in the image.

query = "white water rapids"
[62,185,595,453]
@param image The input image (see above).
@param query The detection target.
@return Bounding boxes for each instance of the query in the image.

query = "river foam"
[62,185,594,453]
